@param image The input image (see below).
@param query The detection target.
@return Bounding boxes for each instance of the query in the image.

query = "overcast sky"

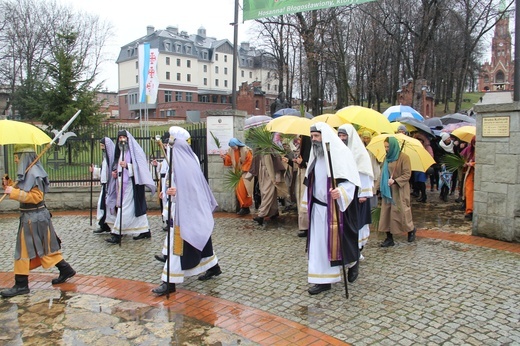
[64,0,254,91]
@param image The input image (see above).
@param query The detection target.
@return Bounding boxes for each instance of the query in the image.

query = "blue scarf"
[380,137,400,204]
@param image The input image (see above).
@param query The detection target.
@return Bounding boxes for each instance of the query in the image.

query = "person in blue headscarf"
[378,137,416,247]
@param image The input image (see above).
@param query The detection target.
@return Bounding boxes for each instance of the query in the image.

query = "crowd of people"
[1,119,475,298]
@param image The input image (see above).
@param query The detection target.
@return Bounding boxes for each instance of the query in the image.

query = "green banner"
[243,0,376,21]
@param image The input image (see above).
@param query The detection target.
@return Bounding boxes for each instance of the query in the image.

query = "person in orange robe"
[220,138,253,215]
[461,137,476,220]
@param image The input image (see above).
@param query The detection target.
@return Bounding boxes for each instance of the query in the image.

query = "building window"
[204,78,207,86]
[166,110,176,117]
[166,57,170,65]
[187,60,191,68]
[177,73,181,81]
[249,72,252,78]
[215,53,219,61]
[186,46,192,54]
[124,95,128,104]
[187,74,191,82]
[135,61,138,69]
[165,42,171,51]
[224,80,228,87]
[175,92,182,101]
[267,72,270,78]
[160,110,165,118]
[274,85,278,92]
[215,79,219,87]
[176,59,181,66]
[176,44,181,53]
[199,95,209,102]
[224,55,227,62]
[268,84,271,90]
[165,91,172,102]
[186,92,193,102]
[221,96,227,103]
[215,66,219,74]
[203,51,208,59]
[224,67,228,75]
[203,65,207,72]
[241,70,244,77]
[165,72,170,80]
[136,75,138,83]
[255,100,259,108]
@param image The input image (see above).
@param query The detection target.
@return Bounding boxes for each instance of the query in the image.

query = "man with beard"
[302,122,361,295]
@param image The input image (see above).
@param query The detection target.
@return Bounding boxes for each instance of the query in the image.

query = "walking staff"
[166,136,175,299]
[117,138,127,247]
[90,133,94,226]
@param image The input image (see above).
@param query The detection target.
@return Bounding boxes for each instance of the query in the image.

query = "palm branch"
[223,167,242,191]
[245,126,286,156]
[209,131,221,148]
[371,206,381,231]
[441,153,465,173]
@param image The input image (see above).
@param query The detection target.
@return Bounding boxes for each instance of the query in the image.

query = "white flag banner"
[138,43,159,104]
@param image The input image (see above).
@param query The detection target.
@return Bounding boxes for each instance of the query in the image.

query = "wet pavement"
[0,189,519,345]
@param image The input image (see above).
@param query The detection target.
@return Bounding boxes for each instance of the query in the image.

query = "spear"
[166,136,175,299]
[0,110,82,203]
[325,142,349,299]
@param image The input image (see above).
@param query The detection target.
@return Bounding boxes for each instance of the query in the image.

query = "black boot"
[52,260,76,285]
[1,275,30,297]
[198,264,222,281]
[347,261,359,283]
[408,228,416,242]
[105,234,121,244]
[381,232,395,247]
[152,282,176,295]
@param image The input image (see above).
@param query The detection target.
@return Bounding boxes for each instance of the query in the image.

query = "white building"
[116,26,279,121]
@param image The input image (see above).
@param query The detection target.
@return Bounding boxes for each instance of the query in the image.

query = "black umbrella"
[424,117,444,130]
[440,113,476,125]
[396,117,435,137]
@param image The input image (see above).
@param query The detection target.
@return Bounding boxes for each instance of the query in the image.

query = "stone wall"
[473,94,520,242]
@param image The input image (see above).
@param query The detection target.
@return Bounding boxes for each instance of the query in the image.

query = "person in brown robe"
[378,137,416,247]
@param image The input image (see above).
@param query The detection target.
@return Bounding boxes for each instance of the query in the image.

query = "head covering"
[397,125,407,132]
[169,126,190,141]
[228,138,245,147]
[461,136,476,161]
[439,132,454,153]
[306,122,361,187]
[362,131,372,139]
[161,131,170,144]
[338,124,374,178]
[100,137,117,211]
[173,138,218,251]
[380,137,401,204]
[113,129,156,194]
[15,148,49,193]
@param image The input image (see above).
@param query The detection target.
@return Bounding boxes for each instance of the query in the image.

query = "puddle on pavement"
[0,290,256,345]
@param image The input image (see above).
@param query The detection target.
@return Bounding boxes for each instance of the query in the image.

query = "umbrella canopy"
[0,119,52,145]
[440,113,476,125]
[311,113,347,128]
[366,133,436,172]
[336,106,394,134]
[451,125,476,143]
[266,115,313,136]
[396,117,435,137]
[424,117,444,130]
[244,115,272,129]
[272,108,313,119]
[383,105,424,121]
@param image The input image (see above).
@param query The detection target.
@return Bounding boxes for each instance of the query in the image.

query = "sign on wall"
[243,0,376,21]
[207,116,234,154]
[482,116,510,137]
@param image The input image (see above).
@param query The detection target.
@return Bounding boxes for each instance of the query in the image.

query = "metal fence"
[2,123,208,186]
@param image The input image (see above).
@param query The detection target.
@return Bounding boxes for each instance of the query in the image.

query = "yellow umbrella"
[311,113,347,128]
[336,106,394,134]
[266,115,313,136]
[451,125,476,143]
[0,119,52,145]
[391,121,416,133]
[366,133,435,172]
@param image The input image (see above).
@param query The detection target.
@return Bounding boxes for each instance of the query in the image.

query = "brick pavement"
[0,211,519,345]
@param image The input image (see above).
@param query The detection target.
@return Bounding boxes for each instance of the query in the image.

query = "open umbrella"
[266,115,313,136]
[366,133,435,172]
[424,117,444,130]
[273,108,313,119]
[440,113,476,125]
[244,115,272,129]
[311,113,347,128]
[396,117,435,137]
[390,121,415,133]
[0,119,52,145]
[451,125,476,143]
[336,106,394,134]
[383,105,424,121]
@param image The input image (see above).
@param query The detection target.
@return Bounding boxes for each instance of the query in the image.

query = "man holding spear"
[302,122,361,296]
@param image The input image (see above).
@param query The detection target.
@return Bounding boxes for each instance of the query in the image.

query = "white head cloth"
[169,126,191,141]
[338,124,374,179]
[306,122,361,187]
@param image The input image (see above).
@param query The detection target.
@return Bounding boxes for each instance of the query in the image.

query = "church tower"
[478,8,514,92]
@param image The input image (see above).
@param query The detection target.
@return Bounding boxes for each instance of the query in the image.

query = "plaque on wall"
[482,116,510,137]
